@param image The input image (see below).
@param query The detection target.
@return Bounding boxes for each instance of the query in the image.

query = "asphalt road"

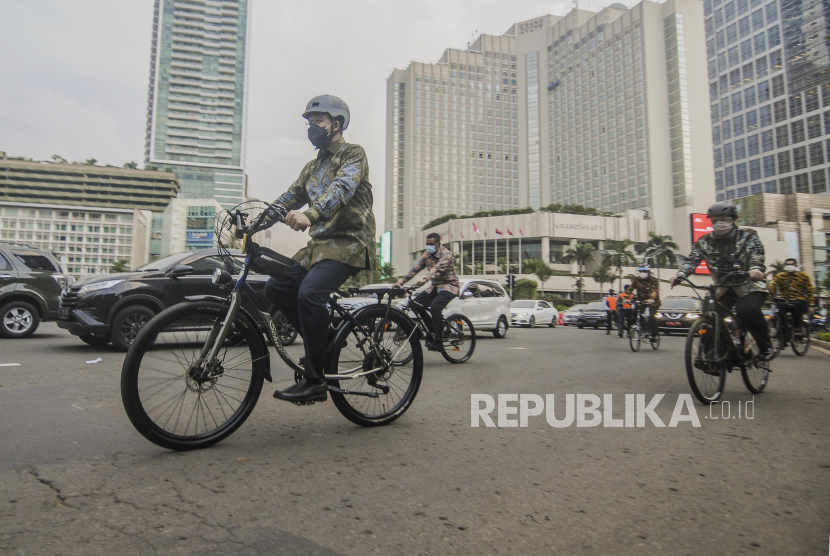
[0,322,828,555]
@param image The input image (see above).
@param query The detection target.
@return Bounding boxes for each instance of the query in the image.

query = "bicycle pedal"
[292,400,316,406]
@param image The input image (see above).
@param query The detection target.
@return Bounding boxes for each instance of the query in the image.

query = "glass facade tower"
[145,0,250,208]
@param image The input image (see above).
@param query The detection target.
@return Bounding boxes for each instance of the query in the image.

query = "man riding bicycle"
[395,233,459,351]
[769,258,816,328]
[254,95,376,403]
[670,201,772,359]
[630,264,660,339]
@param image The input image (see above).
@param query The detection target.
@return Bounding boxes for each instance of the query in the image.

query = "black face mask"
[307,123,333,150]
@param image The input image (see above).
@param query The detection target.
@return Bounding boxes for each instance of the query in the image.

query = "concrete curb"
[811,338,830,354]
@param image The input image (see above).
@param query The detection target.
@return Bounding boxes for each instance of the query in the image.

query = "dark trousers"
[264,260,355,381]
[606,310,616,331]
[636,305,659,336]
[719,291,771,352]
[413,289,456,341]
[780,299,807,331]
[618,308,633,334]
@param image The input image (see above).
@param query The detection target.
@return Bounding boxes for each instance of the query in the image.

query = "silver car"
[562,304,587,326]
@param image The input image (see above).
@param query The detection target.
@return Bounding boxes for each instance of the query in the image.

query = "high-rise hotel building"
[145,0,251,208]
[385,1,717,271]
[705,0,830,200]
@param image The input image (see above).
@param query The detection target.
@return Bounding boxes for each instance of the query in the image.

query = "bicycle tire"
[629,322,641,352]
[327,305,423,427]
[121,302,267,451]
[685,318,726,404]
[791,319,810,356]
[768,315,781,360]
[650,330,660,350]
[440,314,476,364]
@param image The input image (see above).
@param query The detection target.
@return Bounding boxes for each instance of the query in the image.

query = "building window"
[777,151,791,173]
[795,173,809,193]
[774,99,787,122]
[791,120,805,143]
[793,146,808,170]
[812,169,827,193]
[775,125,789,148]
[749,158,762,180]
[779,176,792,194]
[807,115,822,139]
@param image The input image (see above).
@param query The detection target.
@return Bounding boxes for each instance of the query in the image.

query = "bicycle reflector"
[698,329,707,335]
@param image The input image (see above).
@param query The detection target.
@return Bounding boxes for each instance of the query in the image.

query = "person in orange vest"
[604,288,617,335]
[617,285,634,338]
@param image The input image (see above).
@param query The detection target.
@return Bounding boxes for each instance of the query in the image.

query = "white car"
[562,304,587,326]
[510,300,559,328]
[389,279,511,339]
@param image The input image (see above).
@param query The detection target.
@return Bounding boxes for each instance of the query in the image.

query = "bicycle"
[676,270,770,404]
[120,201,424,450]
[768,298,810,358]
[628,301,660,352]
[392,286,476,365]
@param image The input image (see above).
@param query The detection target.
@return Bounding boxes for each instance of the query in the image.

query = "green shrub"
[512,279,538,300]
[817,331,830,342]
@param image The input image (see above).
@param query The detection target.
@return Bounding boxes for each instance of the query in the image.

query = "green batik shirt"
[263,138,376,271]
[677,226,767,298]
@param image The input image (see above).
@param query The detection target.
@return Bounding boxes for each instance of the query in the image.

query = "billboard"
[187,230,214,244]
[380,231,392,266]
[689,214,711,275]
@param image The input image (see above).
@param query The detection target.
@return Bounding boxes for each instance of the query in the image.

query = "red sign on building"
[690,213,712,275]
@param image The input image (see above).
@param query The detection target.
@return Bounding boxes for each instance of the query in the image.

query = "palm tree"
[123,161,138,169]
[592,263,615,295]
[562,242,596,302]
[526,258,554,293]
[51,154,67,163]
[635,232,679,283]
[378,262,396,282]
[109,259,129,273]
[84,158,97,165]
[767,260,787,279]
[603,239,637,291]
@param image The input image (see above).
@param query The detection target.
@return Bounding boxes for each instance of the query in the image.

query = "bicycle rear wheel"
[685,318,726,404]
[121,302,267,450]
[629,322,641,352]
[740,333,769,393]
[328,305,423,427]
[791,319,810,356]
[440,314,476,364]
[650,330,660,350]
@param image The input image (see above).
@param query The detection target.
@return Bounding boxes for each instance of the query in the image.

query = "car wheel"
[110,306,156,351]
[492,316,508,338]
[528,316,536,328]
[549,317,557,328]
[80,334,110,346]
[0,301,40,339]
[577,324,584,329]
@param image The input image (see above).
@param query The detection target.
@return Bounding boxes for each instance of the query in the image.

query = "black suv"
[0,242,73,338]
[57,248,288,351]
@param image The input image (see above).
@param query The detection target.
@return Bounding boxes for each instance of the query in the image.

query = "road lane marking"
[506,347,526,350]
[0,363,21,367]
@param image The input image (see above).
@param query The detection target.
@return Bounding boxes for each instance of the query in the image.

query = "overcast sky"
[0,0,631,253]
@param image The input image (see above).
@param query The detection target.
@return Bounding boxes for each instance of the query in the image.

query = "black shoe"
[274,378,327,403]
[424,340,442,351]
[606,331,610,335]
[760,348,773,362]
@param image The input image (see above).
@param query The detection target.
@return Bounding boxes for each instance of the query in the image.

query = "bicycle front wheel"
[650,330,660,350]
[328,305,423,427]
[440,314,476,364]
[121,302,267,450]
[685,318,726,404]
[768,316,781,360]
[791,319,810,356]
[629,323,641,352]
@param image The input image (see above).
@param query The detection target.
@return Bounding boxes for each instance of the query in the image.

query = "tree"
[123,161,138,169]
[109,259,129,273]
[51,154,67,163]
[84,158,97,165]
[145,164,159,171]
[526,258,554,293]
[767,260,787,279]
[592,263,615,295]
[603,239,637,291]
[635,232,679,283]
[378,262,396,283]
[562,242,596,302]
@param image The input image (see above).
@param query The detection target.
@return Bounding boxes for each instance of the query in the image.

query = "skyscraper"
[145,0,251,208]
[705,0,830,201]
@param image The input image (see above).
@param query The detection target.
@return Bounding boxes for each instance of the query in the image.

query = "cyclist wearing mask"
[256,95,376,403]
[395,233,459,350]
[769,258,815,325]
[670,201,772,359]
[630,264,660,338]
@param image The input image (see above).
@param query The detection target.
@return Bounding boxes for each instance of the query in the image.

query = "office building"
[384,0,717,272]
[145,0,251,208]
[705,0,830,201]
[159,197,225,256]
[0,158,178,212]
[0,201,152,277]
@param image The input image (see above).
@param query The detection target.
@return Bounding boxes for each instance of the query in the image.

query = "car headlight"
[78,280,123,295]
[685,313,700,319]
[655,312,664,318]
[515,312,529,317]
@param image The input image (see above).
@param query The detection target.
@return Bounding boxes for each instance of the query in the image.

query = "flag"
[495,229,504,236]
[519,228,524,236]
[461,233,464,239]
[473,223,480,234]
[507,228,514,236]
[450,233,454,239]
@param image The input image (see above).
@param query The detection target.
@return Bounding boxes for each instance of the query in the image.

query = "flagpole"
[519,235,522,275]
[472,236,475,275]
[483,233,487,276]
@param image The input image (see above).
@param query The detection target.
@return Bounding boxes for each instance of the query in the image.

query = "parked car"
[510,300,559,328]
[392,279,511,338]
[0,242,73,338]
[577,302,607,329]
[57,248,281,351]
[654,296,703,335]
[562,304,587,326]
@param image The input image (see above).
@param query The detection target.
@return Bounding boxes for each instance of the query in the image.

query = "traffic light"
[506,274,516,288]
